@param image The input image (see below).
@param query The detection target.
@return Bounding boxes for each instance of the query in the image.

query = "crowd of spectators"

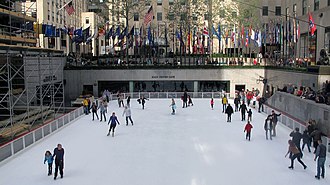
[278,81,330,105]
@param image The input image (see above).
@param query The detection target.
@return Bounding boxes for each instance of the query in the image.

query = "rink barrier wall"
[263,104,330,154]
[0,107,84,163]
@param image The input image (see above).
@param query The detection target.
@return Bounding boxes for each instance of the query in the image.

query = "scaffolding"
[0,45,65,143]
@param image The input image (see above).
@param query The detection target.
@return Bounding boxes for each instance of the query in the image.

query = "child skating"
[170,98,176,115]
[44,150,54,176]
[210,98,214,110]
[107,112,120,137]
[244,121,253,141]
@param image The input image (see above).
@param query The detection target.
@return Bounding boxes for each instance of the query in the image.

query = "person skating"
[285,140,307,170]
[188,95,193,106]
[244,121,253,141]
[169,98,176,115]
[225,104,234,122]
[302,130,311,153]
[247,109,252,122]
[99,101,106,122]
[107,112,120,137]
[264,116,273,140]
[126,95,131,107]
[139,96,148,109]
[91,102,99,121]
[258,96,265,113]
[290,127,303,157]
[83,97,89,115]
[234,96,240,112]
[271,110,281,137]
[239,101,248,121]
[182,91,188,108]
[310,128,327,153]
[314,140,326,180]
[222,95,228,113]
[210,98,214,110]
[44,151,53,176]
[122,106,133,126]
[53,144,64,180]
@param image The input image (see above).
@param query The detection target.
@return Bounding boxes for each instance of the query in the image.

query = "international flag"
[309,13,316,36]
[64,1,75,16]
[296,21,300,42]
[144,6,153,26]
[202,26,209,37]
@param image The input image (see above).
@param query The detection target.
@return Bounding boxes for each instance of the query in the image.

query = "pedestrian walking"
[314,140,327,180]
[264,116,273,140]
[225,104,234,122]
[91,102,99,121]
[44,151,53,176]
[285,140,307,170]
[247,109,252,122]
[302,130,311,153]
[53,144,64,180]
[271,110,281,137]
[210,98,214,110]
[239,101,248,121]
[244,121,253,141]
[222,95,228,113]
[122,106,134,126]
[169,98,176,115]
[107,112,120,137]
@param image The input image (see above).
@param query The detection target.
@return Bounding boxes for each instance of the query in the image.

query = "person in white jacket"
[122,106,134,126]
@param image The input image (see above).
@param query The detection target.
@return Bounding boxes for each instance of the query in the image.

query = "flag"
[98,27,105,37]
[257,30,262,47]
[296,21,300,42]
[106,26,113,39]
[33,22,42,35]
[74,27,82,37]
[218,25,221,41]
[113,26,120,40]
[45,25,52,37]
[82,27,90,42]
[148,26,152,44]
[64,1,75,16]
[202,26,209,37]
[309,13,316,36]
[144,6,153,25]
[245,30,249,47]
[212,26,221,40]
[119,27,127,40]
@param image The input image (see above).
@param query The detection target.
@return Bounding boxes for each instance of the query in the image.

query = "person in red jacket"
[244,121,253,141]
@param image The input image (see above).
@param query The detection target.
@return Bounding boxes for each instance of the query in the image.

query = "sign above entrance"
[151,76,175,79]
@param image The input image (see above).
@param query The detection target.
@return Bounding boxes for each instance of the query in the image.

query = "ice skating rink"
[0,99,329,185]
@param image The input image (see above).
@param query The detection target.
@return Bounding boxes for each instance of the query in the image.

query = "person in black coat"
[53,144,64,180]
[310,128,327,153]
[302,130,311,153]
[264,116,273,140]
[290,127,303,157]
[234,96,240,112]
[91,102,99,121]
[126,96,131,107]
[140,96,148,109]
[225,104,234,122]
[271,110,281,137]
[258,97,265,113]
[239,101,248,121]
[182,91,188,108]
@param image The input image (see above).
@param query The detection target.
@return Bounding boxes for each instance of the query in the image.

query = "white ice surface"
[0,99,329,185]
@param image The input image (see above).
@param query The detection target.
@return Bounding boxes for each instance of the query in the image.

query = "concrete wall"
[267,91,330,136]
[64,68,265,101]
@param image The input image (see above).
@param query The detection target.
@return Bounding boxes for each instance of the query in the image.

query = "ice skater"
[107,112,120,137]
[188,95,193,106]
[222,95,228,113]
[210,98,214,110]
[91,102,99,121]
[239,101,248,121]
[225,104,234,122]
[99,101,106,122]
[126,95,131,107]
[170,98,176,115]
[244,121,253,141]
[138,96,148,109]
[247,109,252,122]
[285,140,307,170]
[290,127,303,157]
[264,115,273,140]
[314,139,326,179]
[271,110,281,137]
[182,91,188,108]
[122,106,133,126]
[53,144,64,180]
[302,130,311,153]
[44,151,53,176]
[234,95,240,112]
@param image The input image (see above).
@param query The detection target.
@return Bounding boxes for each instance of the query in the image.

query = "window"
[192,14,197,21]
[328,0,330,6]
[157,12,162,21]
[169,0,174,5]
[262,6,268,16]
[134,13,139,21]
[157,0,162,6]
[180,0,185,5]
[314,0,319,11]
[302,0,307,15]
[168,13,174,20]
[85,17,89,24]
[275,6,281,16]
[180,13,186,21]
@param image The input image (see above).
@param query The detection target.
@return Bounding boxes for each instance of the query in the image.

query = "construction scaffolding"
[0,45,65,144]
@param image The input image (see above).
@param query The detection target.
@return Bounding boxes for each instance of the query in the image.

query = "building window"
[168,13,174,20]
[169,0,174,5]
[85,17,89,24]
[180,0,185,5]
[180,13,186,21]
[275,6,281,16]
[262,6,268,16]
[302,0,307,15]
[192,14,197,21]
[134,13,139,21]
[157,0,162,6]
[157,12,162,21]
[328,0,330,6]
[314,0,319,11]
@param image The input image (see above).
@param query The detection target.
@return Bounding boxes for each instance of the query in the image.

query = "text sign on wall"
[151,76,175,79]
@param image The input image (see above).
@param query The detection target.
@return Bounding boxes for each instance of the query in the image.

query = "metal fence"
[0,106,84,163]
